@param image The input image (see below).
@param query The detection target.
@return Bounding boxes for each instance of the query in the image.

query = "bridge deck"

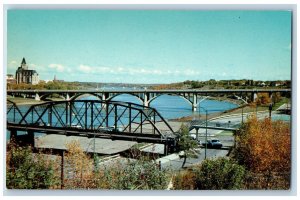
[7,123,174,144]
[190,125,238,131]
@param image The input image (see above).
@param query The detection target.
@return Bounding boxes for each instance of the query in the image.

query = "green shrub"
[95,158,170,190]
[6,143,59,189]
[194,157,246,190]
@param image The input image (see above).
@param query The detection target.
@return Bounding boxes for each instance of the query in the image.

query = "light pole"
[199,106,208,159]
[241,105,244,124]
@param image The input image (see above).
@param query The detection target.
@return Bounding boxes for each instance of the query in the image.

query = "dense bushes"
[6,143,59,189]
[194,158,246,190]
[95,159,169,190]
[63,141,170,190]
[173,158,245,190]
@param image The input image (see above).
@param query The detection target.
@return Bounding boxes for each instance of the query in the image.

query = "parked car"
[201,139,223,149]
[71,124,82,129]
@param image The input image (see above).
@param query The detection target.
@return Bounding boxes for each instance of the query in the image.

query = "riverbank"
[171,97,290,123]
[7,97,62,105]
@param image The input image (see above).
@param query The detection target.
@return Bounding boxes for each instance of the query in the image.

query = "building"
[53,74,64,82]
[15,58,39,85]
[6,74,16,84]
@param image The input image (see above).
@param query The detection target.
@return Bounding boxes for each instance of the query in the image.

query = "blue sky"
[7,10,291,83]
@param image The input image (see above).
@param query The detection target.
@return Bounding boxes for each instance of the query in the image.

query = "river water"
[6,87,291,140]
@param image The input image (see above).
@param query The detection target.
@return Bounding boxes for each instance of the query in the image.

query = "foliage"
[172,158,245,190]
[177,124,200,168]
[95,158,169,190]
[172,170,197,190]
[235,116,290,173]
[255,93,271,105]
[193,157,246,190]
[6,142,59,189]
[234,116,291,189]
[62,140,170,189]
[64,140,95,189]
[7,81,81,90]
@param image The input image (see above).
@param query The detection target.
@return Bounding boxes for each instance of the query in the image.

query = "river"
[6,88,238,139]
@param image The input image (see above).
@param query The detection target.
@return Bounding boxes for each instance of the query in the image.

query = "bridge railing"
[190,119,240,129]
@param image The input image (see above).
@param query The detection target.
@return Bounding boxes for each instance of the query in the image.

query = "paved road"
[157,135,234,170]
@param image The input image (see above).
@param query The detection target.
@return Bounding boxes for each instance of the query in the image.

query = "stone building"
[15,58,39,85]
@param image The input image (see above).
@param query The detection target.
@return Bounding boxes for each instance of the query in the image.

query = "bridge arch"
[40,93,66,101]
[70,93,102,101]
[148,93,193,106]
[106,93,144,104]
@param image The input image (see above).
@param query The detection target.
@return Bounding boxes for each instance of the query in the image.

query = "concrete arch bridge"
[7,88,291,111]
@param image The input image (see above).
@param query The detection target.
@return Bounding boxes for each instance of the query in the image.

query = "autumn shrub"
[235,116,291,189]
[255,93,271,105]
[6,142,59,189]
[62,140,170,190]
[172,170,197,190]
[63,140,95,189]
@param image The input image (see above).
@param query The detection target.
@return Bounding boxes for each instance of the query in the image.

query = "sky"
[7,10,292,83]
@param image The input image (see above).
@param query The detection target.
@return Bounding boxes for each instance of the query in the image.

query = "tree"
[177,124,199,168]
[234,116,291,189]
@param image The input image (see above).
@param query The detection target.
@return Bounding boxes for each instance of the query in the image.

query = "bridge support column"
[27,131,35,147]
[66,93,70,101]
[195,127,199,141]
[251,92,258,102]
[143,93,149,107]
[9,129,17,141]
[269,92,273,104]
[35,93,40,101]
[102,93,108,109]
[192,93,198,112]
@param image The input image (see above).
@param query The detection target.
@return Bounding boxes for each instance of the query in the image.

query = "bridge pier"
[27,131,35,147]
[35,93,40,101]
[269,92,274,104]
[143,93,149,107]
[9,129,17,140]
[192,93,198,112]
[66,93,70,101]
[102,93,108,108]
[251,92,258,102]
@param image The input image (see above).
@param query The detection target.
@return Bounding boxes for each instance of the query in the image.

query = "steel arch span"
[7,100,177,152]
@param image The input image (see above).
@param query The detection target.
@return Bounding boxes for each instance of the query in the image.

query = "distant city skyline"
[7,10,291,83]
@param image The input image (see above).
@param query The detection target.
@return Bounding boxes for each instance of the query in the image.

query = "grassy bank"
[7,97,62,105]
[172,97,290,122]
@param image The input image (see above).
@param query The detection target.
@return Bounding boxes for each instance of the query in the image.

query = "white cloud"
[75,64,204,78]
[10,60,17,65]
[79,64,93,73]
[49,64,65,72]
[28,63,37,68]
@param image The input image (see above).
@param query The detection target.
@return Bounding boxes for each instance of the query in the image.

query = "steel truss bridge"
[7,100,178,155]
[7,88,291,111]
